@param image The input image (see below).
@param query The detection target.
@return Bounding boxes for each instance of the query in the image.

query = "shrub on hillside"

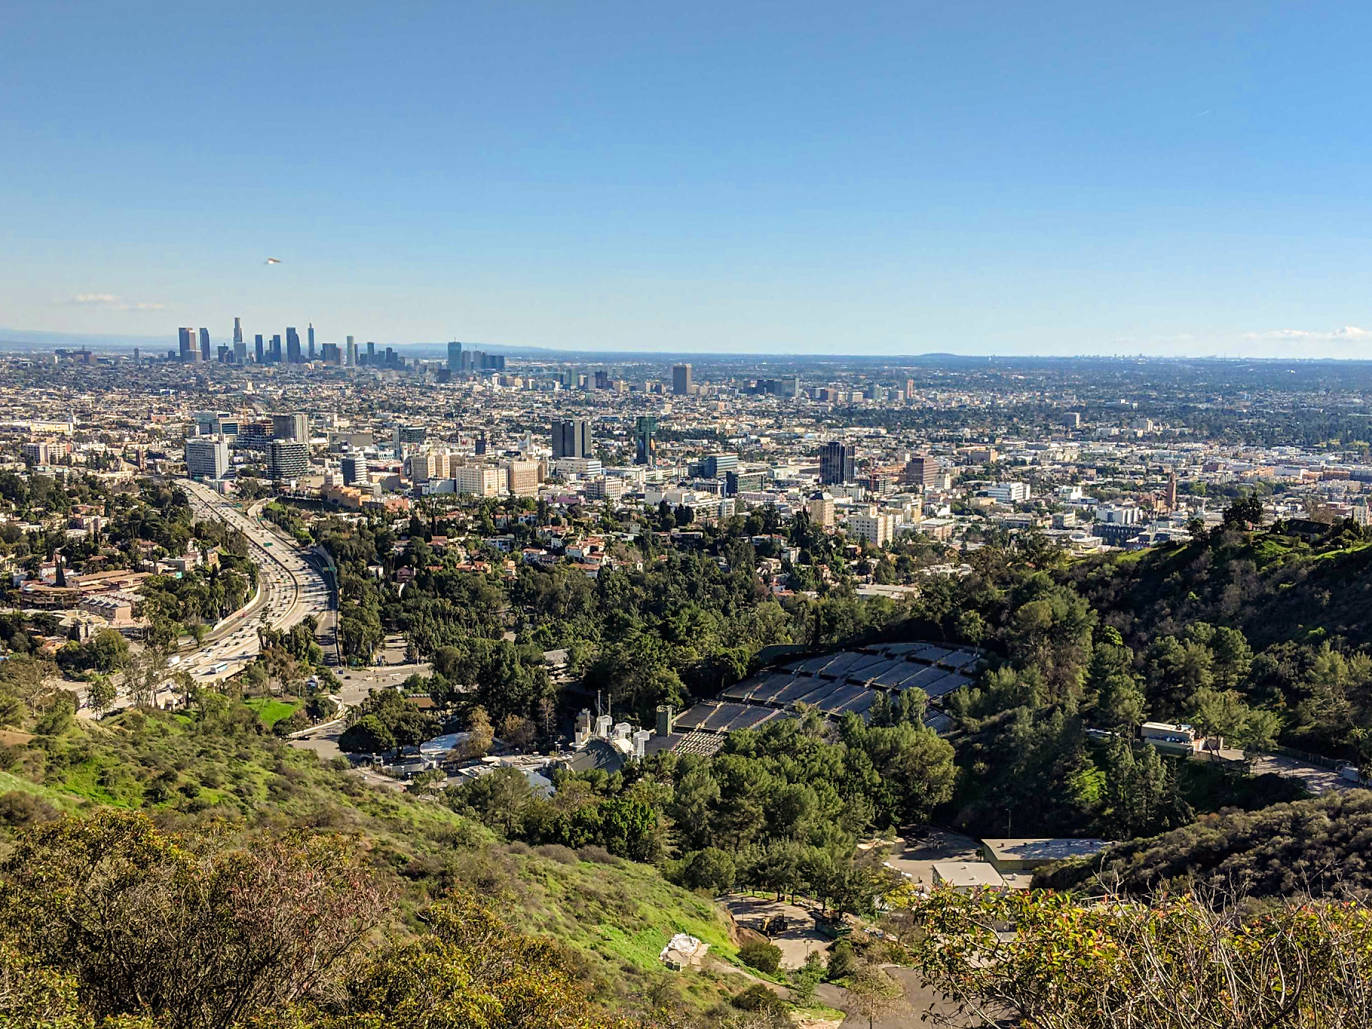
[739,939,782,975]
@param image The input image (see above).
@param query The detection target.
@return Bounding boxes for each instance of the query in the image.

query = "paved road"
[1247,752,1359,795]
[816,967,960,1028]
[177,479,334,688]
[287,662,431,765]
[82,481,336,711]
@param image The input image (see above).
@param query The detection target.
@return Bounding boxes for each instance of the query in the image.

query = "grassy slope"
[244,697,301,727]
[0,705,744,1016]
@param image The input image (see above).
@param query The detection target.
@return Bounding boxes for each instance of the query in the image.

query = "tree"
[268,890,605,1029]
[737,940,782,975]
[681,847,736,893]
[499,713,536,752]
[1101,735,1189,839]
[848,960,902,1028]
[1223,493,1265,529]
[0,654,51,722]
[84,674,117,717]
[405,768,447,799]
[338,714,396,756]
[458,705,493,761]
[826,938,857,980]
[124,648,169,710]
[0,811,383,1029]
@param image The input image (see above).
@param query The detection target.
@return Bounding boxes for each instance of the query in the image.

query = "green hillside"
[1036,790,1372,899]
[1067,524,1372,650]
[0,695,751,1021]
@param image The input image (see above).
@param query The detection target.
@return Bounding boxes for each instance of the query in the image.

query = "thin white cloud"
[69,293,166,311]
[1243,325,1372,341]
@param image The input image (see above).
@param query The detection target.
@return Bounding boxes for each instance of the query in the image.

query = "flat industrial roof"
[981,838,1112,866]
[933,861,1006,889]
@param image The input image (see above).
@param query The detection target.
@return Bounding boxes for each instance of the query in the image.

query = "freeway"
[170,479,335,689]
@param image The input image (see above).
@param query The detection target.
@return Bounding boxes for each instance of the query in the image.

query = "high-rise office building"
[178,327,195,363]
[346,336,357,367]
[447,341,462,375]
[269,334,283,363]
[552,418,593,459]
[726,470,763,496]
[697,454,738,478]
[307,323,315,361]
[320,342,341,364]
[184,436,230,480]
[267,440,309,482]
[286,327,301,363]
[340,455,368,486]
[819,441,856,485]
[672,363,693,395]
[366,341,376,365]
[271,413,308,441]
[233,317,243,346]
[254,334,265,363]
[634,416,658,466]
[903,453,938,489]
[198,328,211,363]
[391,424,426,458]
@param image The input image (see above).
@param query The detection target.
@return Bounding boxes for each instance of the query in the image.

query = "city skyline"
[4,3,1372,357]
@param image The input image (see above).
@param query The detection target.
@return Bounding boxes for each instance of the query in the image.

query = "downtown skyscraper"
[177,327,196,363]
[552,418,593,459]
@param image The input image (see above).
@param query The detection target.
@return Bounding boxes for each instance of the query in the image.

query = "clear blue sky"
[3,1,1371,356]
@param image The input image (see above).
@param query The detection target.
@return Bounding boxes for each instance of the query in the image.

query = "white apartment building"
[453,465,503,497]
[847,505,898,547]
[1095,503,1142,525]
[185,436,230,479]
[983,481,1032,504]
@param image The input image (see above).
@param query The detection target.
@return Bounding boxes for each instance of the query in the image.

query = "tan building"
[407,452,434,484]
[507,460,540,497]
[806,491,835,529]
[454,465,502,497]
[321,482,366,509]
[846,505,897,547]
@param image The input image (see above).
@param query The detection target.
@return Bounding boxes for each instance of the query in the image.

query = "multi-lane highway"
[172,479,334,687]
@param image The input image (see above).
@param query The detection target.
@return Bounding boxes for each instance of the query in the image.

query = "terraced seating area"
[667,640,985,754]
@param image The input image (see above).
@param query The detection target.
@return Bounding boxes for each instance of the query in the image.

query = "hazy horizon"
[9,324,1372,365]
[5,3,1372,358]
